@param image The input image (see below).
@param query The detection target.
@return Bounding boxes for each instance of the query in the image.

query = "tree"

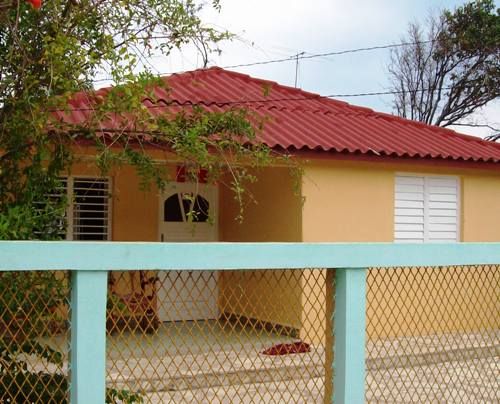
[0,1,284,402]
[388,0,499,128]
[485,132,500,142]
[0,0,279,236]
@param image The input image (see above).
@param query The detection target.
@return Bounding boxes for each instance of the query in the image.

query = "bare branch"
[388,1,499,128]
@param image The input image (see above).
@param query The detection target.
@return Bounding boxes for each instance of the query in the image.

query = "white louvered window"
[394,175,459,243]
[53,177,111,241]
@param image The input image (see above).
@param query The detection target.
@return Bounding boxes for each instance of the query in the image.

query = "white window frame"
[63,176,112,241]
[395,173,460,243]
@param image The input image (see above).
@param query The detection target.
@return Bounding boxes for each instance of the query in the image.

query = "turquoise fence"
[0,241,499,403]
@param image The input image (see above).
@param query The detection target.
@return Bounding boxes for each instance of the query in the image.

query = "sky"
[109,0,500,139]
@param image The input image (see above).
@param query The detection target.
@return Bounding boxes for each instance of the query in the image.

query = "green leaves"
[0,0,298,233]
[441,0,499,53]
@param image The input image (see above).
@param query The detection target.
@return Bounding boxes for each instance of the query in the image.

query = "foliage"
[388,0,499,128]
[0,271,66,403]
[0,0,289,402]
[0,0,279,234]
[0,272,142,403]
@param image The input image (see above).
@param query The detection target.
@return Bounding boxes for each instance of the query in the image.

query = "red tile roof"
[61,67,500,164]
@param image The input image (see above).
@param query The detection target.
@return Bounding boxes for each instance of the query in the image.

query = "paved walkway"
[106,331,499,403]
[32,329,499,402]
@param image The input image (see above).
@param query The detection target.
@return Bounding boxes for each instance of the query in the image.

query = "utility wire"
[93,39,434,84]
[222,40,433,69]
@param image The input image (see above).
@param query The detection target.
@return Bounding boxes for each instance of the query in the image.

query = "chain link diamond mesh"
[106,269,332,403]
[366,265,499,403]
[0,271,70,403]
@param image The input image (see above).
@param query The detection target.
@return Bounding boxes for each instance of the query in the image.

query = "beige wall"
[301,159,500,242]
[218,167,304,329]
[300,158,500,342]
[462,174,500,241]
[69,153,500,339]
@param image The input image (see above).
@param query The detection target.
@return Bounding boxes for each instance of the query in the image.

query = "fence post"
[70,270,108,404]
[333,268,367,404]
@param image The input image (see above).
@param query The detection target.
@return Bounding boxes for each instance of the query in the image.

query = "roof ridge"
[173,66,355,105]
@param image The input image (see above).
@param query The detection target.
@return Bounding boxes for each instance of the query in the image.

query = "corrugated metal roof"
[60,67,500,164]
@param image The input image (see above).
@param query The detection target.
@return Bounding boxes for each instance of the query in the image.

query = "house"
[55,67,500,340]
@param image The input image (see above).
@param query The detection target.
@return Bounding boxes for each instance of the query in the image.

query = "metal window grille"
[70,177,111,241]
[38,177,111,241]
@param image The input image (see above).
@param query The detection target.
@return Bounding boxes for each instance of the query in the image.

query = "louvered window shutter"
[395,176,425,242]
[426,177,459,242]
[395,175,458,243]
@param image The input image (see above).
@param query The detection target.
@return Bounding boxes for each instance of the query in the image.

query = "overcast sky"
[119,0,500,138]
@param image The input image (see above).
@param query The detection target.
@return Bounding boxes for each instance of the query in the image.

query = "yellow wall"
[218,167,304,329]
[69,153,500,340]
[69,159,164,297]
[111,164,159,242]
[69,155,162,242]
[219,167,302,242]
[300,160,394,345]
[462,174,500,241]
[69,153,500,244]
[299,159,500,342]
[69,159,306,329]
[301,158,500,242]
[301,161,395,242]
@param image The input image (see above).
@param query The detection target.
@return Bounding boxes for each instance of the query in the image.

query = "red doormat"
[261,341,311,356]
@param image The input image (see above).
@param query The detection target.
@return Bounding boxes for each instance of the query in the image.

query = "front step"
[107,347,325,393]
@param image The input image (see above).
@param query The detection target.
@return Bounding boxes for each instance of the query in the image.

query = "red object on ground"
[261,341,311,356]
[26,0,42,9]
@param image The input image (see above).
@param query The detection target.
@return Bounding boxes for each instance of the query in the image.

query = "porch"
[43,321,499,403]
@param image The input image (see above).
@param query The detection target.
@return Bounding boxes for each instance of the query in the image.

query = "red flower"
[26,0,42,9]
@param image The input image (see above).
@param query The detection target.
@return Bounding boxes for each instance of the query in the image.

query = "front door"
[157,183,218,322]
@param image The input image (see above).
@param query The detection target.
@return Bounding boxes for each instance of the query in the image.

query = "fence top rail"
[0,241,499,271]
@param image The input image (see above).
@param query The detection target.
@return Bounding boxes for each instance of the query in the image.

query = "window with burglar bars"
[51,177,111,241]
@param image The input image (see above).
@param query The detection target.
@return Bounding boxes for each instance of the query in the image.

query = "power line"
[222,40,433,69]
[92,39,434,84]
